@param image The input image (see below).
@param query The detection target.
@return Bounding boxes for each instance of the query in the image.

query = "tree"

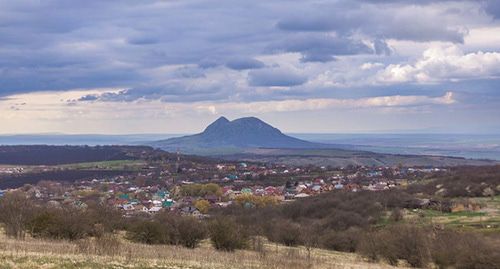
[209,217,248,251]
[0,191,35,239]
[177,217,206,248]
[194,199,211,214]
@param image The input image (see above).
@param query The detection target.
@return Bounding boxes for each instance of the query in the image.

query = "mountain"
[151,117,499,166]
[153,116,322,152]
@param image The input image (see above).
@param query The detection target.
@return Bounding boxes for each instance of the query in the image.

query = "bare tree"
[0,191,35,239]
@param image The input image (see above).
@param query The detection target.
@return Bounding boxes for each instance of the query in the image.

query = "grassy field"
[0,160,147,173]
[402,196,500,232]
[0,232,407,269]
[58,160,147,170]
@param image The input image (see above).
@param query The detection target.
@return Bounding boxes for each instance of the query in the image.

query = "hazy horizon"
[1,132,499,160]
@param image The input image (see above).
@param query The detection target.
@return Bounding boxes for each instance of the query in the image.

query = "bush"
[127,221,169,244]
[358,225,431,267]
[27,210,59,238]
[357,230,382,262]
[432,230,500,269]
[209,217,248,251]
[126,213,206,248]
[86,202,124,233]
[176,216,206,248]
[153,212,207,248]
[389,208,403,222]
[321,228,360,252]
[27,206,92,240]
[266,220,303,247]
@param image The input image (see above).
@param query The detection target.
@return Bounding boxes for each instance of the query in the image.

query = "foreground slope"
[0,232,407,269]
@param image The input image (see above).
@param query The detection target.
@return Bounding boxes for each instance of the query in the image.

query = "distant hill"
[153,116,323,152]
[151,117,499,167]
[0,145,148,165]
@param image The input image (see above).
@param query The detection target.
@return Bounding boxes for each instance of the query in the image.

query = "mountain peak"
[203,116,230,133]
[232,116,264,124]
[215,116,230,123]
[158,116,321,150]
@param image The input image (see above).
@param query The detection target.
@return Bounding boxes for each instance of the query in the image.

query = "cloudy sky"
[1,0,500,134]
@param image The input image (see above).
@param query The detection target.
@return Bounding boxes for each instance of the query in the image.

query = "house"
[241,188,253,194]
[181,206,201,216]
[122,204,135,211]
[294,193,310,199]
[149,206,162,213]
[162,199,174,208]
[216,201,232,208]
[205,194,218,204]
[311,185,322,192]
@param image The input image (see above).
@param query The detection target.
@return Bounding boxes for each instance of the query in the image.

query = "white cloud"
[196,92,456,113]
[378,45,500,83]
[360,62,384,70]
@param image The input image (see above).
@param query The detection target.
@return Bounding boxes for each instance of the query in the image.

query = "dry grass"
[0,231,407,269]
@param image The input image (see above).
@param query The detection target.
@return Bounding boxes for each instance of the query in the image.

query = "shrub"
[176,216,206,248]
[357,230,382,262]
[27,210,59,238]
[321,228,361,252]
[389,208,403,222]
[267,220,303,247]
[127,221,169,245]
[432,229,500,269]
[153,212,207,248]
[358,225,431,267]
[209,217,248,251]
[87,202,124,233]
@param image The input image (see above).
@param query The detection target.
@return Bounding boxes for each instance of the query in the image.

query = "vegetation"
[127,212,207,249]
[1,165,499,268]
[408,165,500,198]
[0,191,34,239]
[208,217,249,251]
[0,169,136,189]
[0,145,145,165]
[180,183,222,197]
[0,231,400,269]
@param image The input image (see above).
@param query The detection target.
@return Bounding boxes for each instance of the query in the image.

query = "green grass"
[58,160,147,170]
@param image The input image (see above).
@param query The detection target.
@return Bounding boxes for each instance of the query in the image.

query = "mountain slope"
[154,116,322,151]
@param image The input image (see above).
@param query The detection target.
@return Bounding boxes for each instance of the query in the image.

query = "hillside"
[222,148,499,167]
[0,145,149,165]
[0,231,406,269]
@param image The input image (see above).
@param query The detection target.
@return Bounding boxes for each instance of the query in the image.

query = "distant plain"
[1,133,499,160]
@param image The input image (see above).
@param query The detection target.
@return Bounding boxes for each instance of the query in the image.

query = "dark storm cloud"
[248,69,308,87]
[0,0,497,102]
[358,0,500,19]
[269,34,374,63]
[276,6,467,44]
[485,0,500,18]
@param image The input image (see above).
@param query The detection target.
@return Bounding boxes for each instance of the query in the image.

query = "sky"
[0,0,500,134]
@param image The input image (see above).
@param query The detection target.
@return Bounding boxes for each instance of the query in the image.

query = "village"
[1,159,447,217]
